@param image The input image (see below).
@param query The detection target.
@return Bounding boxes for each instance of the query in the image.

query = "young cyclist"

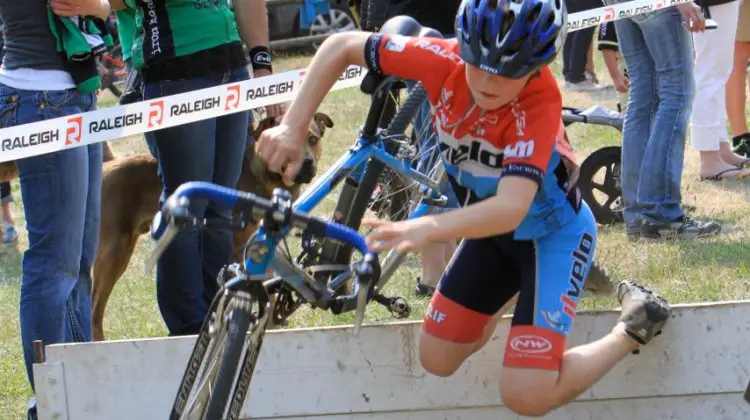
[257,0,672,415]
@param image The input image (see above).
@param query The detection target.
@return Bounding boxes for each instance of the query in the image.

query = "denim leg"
[201,67,250,304]
[563,27,595,83]
[613,17,658,229]
[144,69,249,336]
[636,10,695,223]
[0,85,98,388]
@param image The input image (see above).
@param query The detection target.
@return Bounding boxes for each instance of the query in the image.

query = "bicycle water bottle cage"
[359,15,443,96]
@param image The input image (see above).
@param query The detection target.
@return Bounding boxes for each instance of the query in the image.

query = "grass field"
[1,51,750,418]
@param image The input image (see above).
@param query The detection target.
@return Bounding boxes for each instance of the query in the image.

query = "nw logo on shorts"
[148,100,164,128]
[509,335,553,354]
[65,116,82,145]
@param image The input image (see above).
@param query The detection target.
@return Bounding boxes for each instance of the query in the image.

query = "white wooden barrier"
[34,301,750,419]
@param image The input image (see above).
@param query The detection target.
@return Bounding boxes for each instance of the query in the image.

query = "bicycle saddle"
[360,15,443,95]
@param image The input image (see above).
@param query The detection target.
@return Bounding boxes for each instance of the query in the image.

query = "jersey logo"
[385,35,408,52]
[504,140,535,159]
[439,140,504,169]
[414,39,464,64]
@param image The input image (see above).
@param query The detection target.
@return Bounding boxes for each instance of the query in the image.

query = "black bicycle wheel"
[203,308,252,420]
[331,83,429,268]
[578,146,623,225]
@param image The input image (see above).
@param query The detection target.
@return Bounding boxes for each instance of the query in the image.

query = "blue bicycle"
[147,26,447,417]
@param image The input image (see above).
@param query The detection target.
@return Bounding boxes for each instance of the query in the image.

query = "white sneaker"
[564,79,607,92]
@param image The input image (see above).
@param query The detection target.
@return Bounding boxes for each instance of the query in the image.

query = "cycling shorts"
[423,203,597,371]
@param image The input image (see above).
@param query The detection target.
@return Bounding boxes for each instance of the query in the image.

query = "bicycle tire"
[331,83,429,268]
[365,0,389,30]
[203,308,252,420]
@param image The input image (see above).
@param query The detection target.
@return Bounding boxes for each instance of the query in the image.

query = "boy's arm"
[425,176,538,241]
[281,32,371,133]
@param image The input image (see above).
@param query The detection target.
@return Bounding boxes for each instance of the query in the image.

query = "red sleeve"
[500,68,564,186]
[363,34,459,104]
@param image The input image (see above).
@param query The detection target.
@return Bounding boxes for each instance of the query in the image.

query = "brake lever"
[352,253,380,336]
[144,220,178,274]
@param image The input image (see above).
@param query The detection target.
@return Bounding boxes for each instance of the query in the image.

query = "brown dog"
[91,113,333,340]
[0,142,116,183]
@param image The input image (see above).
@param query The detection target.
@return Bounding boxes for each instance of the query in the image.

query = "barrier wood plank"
[34,301,750,420]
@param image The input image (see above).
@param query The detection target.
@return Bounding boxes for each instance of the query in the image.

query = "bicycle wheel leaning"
[170,264,271,420]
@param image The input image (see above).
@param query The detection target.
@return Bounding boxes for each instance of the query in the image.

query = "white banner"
[0,0,694,163]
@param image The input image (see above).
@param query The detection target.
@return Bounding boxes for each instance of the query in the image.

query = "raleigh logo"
[148,100,164,128]
[603,7,615,21]
[225,84,240,111]
[510,335,553,354]
[65,116,82,145]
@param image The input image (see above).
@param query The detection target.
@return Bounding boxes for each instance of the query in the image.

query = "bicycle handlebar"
[144,181,380,334]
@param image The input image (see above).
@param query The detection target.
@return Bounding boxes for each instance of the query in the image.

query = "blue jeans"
[0,85,100,389]
[613,8,695,227]
[143,67,250,335]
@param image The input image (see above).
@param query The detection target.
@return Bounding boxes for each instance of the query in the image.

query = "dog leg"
[91,234,139,341]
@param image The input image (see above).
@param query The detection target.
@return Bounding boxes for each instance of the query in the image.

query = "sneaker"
[625,220,642,242]
[3,226,17,243]
[564,79,607,92]
[616,280,671,345]
[27,397,37,420]
[640,216,721,241]
[585,70,600,84]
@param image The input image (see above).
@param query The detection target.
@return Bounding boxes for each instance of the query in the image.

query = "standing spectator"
[110,0,281,336]
[0,0,110,418]
[610,2,721,240]
[727,0,750,157]
[0,17,18,244]
[690,0,749,180]
[562,0,606,91]
[598,21,629,113]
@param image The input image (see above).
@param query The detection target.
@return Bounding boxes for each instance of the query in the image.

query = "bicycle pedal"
[374,294,411,319]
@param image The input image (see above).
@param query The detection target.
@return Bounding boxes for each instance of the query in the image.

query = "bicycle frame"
[241,132,444,311]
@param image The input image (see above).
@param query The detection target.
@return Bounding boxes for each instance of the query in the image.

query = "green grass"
[2,50,750,418]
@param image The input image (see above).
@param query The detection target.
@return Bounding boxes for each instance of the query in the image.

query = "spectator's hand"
[613,73,629,94]
[254,68,286,118]
[677,3,706,32]
[255,121,306,185]
[50,0,110,19]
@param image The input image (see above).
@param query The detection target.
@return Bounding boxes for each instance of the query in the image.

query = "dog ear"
[253,116,278,140]
[314,112,334,129]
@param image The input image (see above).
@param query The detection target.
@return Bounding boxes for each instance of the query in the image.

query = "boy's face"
[465,64,531,110]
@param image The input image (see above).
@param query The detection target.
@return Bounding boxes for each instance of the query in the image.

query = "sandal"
[699,166,748,181]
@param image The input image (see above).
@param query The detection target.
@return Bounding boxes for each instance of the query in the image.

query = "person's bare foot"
[720,148,750,168]
[700,151,750,180]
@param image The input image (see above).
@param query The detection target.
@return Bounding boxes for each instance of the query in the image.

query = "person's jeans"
[143,67,250,336]
[562,0,600,83]
[0,85,100,389]
[613,7,695,227]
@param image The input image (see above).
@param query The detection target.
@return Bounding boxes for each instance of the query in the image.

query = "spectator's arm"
[601,49,628,94]
[50,0,111,20]
[233,0,270,55]
[108,0,127,11]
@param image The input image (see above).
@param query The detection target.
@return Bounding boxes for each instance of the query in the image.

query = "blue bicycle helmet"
[455,0,567,79]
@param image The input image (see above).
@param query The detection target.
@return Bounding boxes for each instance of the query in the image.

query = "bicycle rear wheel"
[328,82,444,290]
